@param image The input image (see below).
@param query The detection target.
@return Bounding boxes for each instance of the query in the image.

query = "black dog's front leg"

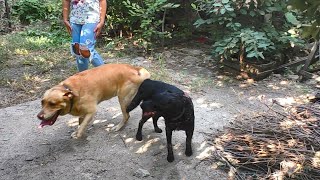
[152,113,162,133]
[166,127,174,162]
[185,129,193,156]
[136,116,149,141]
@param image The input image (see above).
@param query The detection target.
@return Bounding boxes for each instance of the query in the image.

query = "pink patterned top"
[70,0,100,24]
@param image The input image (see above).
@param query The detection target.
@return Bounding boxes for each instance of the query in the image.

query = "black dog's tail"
[126,94,141,113]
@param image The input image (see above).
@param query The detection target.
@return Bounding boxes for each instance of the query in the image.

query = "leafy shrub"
[193,0,304,63]
[123,0,179,41]
[107,0,180,50]
[12,0,49,24]
[11,0,69,46]
[288,0,320,39]
[213,29,275,60]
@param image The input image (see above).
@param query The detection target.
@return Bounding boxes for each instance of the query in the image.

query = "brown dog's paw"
[111,123,124,132]
[71,131,85,139]
[71,132,78,139]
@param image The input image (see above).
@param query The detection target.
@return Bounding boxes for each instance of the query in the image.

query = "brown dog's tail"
[126,65,150,85]
[138,67,151,80]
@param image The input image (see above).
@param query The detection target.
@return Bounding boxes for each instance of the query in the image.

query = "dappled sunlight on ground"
[92,119,108,125]
[67,117,79,127]
[135,138,161,154]
[104,123,115,132]
[196,144,216,160]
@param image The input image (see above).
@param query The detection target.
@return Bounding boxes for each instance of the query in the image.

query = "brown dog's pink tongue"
[38,120,53,128]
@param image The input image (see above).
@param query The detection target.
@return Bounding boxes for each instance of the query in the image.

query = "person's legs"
[79,23,104,68]
[71,23,89,71]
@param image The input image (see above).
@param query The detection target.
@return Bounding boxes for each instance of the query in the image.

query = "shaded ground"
[0,43,318,179]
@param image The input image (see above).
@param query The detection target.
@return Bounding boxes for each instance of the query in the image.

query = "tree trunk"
[4,0,12,31]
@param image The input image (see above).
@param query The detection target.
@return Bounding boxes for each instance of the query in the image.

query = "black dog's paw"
[154,127,162,133]
[136,134,143,141]
[185,149,193,157]
[167,155,174,162]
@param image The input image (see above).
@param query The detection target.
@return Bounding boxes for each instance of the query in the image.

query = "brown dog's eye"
[48,101,56,107]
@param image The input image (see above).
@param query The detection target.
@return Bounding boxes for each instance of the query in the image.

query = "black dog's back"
[126,79,184,112]
[150,92,194,130]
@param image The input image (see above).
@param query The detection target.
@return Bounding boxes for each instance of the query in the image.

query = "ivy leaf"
[222,0,229,4]
[193,18,206,28]
[225,6,234,11]
[220,8,226,14]
[215,46,224,53]
[240,9,247,14]
[249,11,256,17]
[234,23,241,27]
[213,3,223,7]
[258,10,265,15]
[247,51,257,58]
[258,52,265,59]
[191,3,197,10]
[246,46,254,52]
[285,12,300,25]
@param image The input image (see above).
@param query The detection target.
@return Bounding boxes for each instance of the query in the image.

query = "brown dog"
[37,64,150,138]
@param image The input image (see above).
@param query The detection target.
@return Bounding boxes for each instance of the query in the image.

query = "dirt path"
[0,47,317,179]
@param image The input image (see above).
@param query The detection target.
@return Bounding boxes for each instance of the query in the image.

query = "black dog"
[126,79,184,134]
[138,91,194,162]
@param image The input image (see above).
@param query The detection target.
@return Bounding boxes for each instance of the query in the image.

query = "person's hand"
[64,20,72,35]
[94,22,104,39]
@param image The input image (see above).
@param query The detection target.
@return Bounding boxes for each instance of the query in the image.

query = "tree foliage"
[288,0,320,39]
[3,0,315,63]
[193,0,303,63]
[11,0,56,24]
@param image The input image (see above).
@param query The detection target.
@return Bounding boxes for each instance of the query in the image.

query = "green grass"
[0,25,76,107]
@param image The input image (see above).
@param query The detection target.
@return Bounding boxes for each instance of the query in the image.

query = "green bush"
[193,0,304,63]
[107,0,179,49]
[12,0,49,24]
[11,0,69,46]
[288,0,320,39]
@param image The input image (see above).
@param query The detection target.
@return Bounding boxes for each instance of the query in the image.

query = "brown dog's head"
[37,85,76,128]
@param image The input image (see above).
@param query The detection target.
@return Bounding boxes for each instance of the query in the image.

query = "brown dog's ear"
[63,90,78,99]
[63,91,73,99]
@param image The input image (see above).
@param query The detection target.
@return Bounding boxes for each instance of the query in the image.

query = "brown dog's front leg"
[72,113,95,139]
[112,92,133,131]
[166,127,174,162]
[79,116,84,125]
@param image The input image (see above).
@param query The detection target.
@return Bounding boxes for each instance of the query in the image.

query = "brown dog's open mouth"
[38,111,60,128]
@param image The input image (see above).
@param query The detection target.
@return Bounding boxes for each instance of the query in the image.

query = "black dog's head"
[140,91,186,119]
[127,79,185,113]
